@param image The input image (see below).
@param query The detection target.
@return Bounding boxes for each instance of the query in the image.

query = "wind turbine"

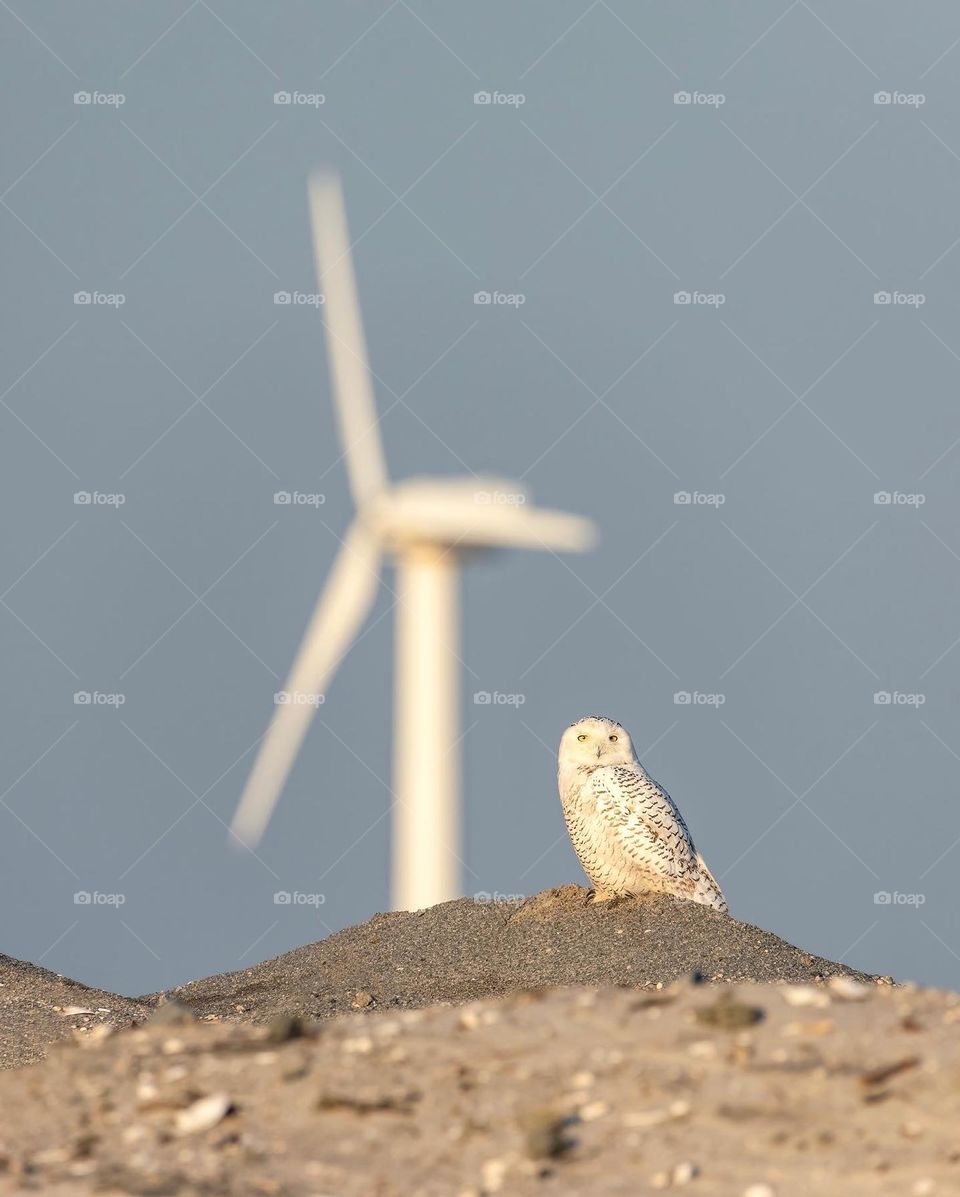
[230,171,596,911]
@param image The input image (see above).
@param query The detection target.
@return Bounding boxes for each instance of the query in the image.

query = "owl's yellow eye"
[577,734,588,742]
[609,734,618,742]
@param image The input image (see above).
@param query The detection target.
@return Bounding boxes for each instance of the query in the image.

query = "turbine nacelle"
[368,476,596,553]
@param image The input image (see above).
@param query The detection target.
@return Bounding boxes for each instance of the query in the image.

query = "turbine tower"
[230,172,596,911]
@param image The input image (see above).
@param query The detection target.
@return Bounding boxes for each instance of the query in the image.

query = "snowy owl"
[557,715,727,912]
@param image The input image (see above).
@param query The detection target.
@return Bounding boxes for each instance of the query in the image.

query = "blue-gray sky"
[3,1,960,995]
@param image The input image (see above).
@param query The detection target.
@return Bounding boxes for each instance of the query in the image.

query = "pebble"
[174,1093,233,1136]
[652,1161,698,1188]
[351,990,374,1009]
[481,1157,508,1193]
[579,1100,608,1122]
[781,985,830,1009]
[74,1024,114,1048]
[623,1100,691,1129]
[519,1108,574,1159]
[743,1186,776,1197]
[695,994,764,1029]
[148,999,196,1026]
[912,1181,935,1196]
[571,1071,594,1089]
[782,1019,834,1037]
[827,976,871,1002]
[341,1035,373,1054]
[264,1013,308,1043]
[459,1007,482,1031]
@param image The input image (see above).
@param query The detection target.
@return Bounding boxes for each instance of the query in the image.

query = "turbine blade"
[483,506,596,551]
[308,171,388,507]
[230,522,381,848]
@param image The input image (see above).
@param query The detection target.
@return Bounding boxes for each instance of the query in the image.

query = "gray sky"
[3,1,960,996]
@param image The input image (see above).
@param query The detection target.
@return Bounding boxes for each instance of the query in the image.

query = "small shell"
[174,1093,232,1136]
[827,976,871,1001]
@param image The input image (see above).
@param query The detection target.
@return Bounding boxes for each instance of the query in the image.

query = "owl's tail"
[693,853,728,914]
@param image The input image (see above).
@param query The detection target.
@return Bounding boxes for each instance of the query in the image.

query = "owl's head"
[558,715,637,772]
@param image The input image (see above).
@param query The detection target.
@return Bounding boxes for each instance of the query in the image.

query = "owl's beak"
[595,745,602,759]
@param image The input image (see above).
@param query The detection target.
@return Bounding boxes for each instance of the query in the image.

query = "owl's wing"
[588,764,697,881]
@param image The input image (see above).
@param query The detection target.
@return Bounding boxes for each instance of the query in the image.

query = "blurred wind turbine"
[230,172,596,911]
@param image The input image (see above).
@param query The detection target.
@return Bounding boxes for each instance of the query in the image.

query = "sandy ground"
[0,954,147,1071]
[3,887,943,1195]
[162,886,879,1022]
[1,977,956,1196]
